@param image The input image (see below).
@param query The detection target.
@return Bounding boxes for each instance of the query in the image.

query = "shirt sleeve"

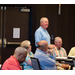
[26,56,30,61]
[41,54,56,66]
[35,30,41,44]
[63,48,67,57]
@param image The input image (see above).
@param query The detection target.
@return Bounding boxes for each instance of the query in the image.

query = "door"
[0,5,32,64]
[0,6,3,63]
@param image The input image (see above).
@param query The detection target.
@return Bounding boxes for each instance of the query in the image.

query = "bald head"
[14,47,27,54]
[38,40,48,52]
[39,40,48,46]
[14,47,27,63]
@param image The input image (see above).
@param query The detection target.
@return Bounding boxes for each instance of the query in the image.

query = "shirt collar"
[40,26,47,32]
[55,47,62,51]
[37,48,46,54]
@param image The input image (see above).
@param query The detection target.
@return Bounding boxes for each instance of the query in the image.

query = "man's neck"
[40,26,46,30]
[56,46,61,50]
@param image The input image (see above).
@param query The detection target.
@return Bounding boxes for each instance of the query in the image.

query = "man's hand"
[45,49,53,55]
[60,64,69,69]
[48,44,55,49]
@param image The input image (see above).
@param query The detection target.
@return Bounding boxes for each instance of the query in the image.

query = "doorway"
[0,5,32,64]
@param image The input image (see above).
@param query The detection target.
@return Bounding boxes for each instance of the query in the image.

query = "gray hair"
[55,37,62,42]
[20,40,31,49]
[40,17,48,23]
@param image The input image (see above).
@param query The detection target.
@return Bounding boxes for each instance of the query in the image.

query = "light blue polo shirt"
[35,26,50,47]
[34,48,56,70]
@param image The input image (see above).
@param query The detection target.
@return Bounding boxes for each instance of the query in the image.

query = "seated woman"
[20,40,34,70]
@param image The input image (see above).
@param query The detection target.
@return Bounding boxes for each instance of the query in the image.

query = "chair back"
[31,57,41,70]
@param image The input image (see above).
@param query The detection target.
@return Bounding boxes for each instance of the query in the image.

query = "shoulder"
[5,56,16,63]
[70,47,75,51]
[35,27,43,33]
[53,47,57,51]
[34,49,45,57]
[61,47,66,51]
[34,49,41,56]
[71,47,75,50]
[8,58,18,66]
[2,56,18,69]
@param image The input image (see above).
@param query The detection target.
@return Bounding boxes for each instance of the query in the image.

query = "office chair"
[31,57,41,70]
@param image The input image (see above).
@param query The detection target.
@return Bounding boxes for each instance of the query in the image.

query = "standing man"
[35,17,55,49]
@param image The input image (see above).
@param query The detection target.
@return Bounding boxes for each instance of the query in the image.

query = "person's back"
[34,48,56,70]
[34,40,56,70]
[2,55,21,70]
[2,47,27,70]
[20,40,33,70]
[68,47,75,56]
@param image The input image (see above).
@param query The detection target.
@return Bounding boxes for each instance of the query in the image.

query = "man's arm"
[35,30,41,47]
[48,44,55,49]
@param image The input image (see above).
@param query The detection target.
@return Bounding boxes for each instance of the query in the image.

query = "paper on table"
[56,57,67,59]
[13,28,20,38]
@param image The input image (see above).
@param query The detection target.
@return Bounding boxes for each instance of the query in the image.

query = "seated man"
[20,40,34,70]
[68,47,75,56]
[53,37,67,57]
[2,47,27,70]
[34,40,57,70]
[53,37,69,70]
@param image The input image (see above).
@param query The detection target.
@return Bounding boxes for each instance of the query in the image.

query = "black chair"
[31,57,41,70]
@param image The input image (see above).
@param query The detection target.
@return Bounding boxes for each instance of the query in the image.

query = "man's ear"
[18,53,22,58]
[54,41,56,44]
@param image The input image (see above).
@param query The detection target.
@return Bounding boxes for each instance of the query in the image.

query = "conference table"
[56,56,75,70]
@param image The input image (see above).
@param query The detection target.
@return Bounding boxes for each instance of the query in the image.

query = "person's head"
[40,17,49,30]
[20,40,32,54]
[38,40,48,52]
[13,47,27,63]
[54,37,63,49]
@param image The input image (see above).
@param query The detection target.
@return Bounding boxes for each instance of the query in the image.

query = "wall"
[31,4,75,54]
[0,4,75,56]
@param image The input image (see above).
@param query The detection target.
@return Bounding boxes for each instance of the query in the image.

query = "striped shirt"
[53,47,67,57]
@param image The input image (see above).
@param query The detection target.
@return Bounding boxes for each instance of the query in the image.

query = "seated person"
[53,37,69,70]
[53,37,67,57]
[2,47,27,70]
[34,40,57,70]
[20,40,34,70]
[68,47,75,56]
